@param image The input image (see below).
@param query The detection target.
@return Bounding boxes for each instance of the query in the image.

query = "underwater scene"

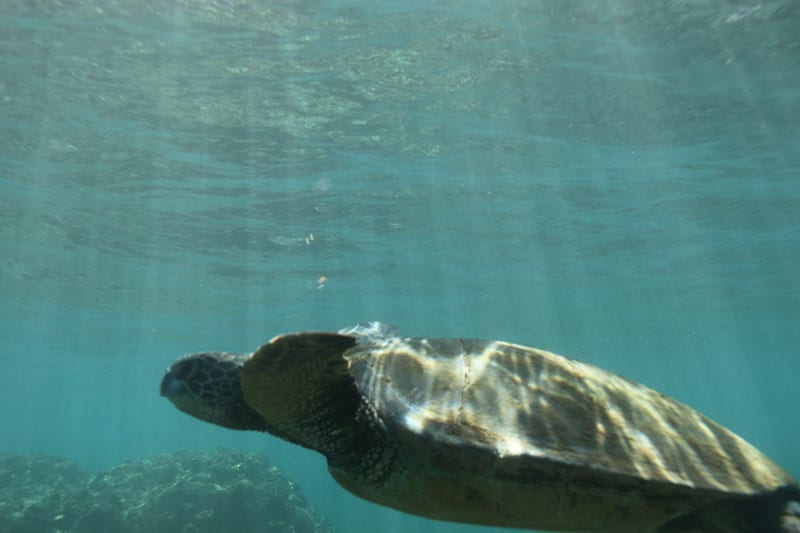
[1,0,799,531]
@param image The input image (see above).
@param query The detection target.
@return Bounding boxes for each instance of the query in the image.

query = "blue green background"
[1,1,798,531]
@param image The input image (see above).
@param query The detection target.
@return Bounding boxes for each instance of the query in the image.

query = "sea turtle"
[160,322,800,532]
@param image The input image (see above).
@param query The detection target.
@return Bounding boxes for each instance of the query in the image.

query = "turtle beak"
[160,367,189,398]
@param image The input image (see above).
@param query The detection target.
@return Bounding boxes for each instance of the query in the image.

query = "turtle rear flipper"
[658,486,800,532]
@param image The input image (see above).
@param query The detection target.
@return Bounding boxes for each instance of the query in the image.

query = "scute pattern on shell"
[345,336,792,495]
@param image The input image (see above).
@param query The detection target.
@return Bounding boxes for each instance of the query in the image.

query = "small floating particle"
[724,3,761,24]
[313,177,333,193]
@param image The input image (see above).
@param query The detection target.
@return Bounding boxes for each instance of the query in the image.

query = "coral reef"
[0,448,334,533]
[0,454,89,532]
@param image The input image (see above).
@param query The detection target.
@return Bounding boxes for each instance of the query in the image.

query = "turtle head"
[160,352,267,432]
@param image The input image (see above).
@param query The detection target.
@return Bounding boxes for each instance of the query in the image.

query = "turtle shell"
[338,335,796,531]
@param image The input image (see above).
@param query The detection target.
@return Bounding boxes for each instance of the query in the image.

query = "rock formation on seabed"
[0,448,334,533]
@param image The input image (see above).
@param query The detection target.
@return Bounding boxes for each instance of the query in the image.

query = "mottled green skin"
[161,324,800,532]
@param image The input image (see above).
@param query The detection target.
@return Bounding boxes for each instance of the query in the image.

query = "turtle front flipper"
[242,333,386,462]
[242,333,355,446]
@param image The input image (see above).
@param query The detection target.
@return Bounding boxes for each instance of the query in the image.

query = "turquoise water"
[1,0,799,531]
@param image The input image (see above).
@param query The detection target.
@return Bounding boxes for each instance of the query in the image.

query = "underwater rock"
[0,448,334,533]
[0,454,89,533]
